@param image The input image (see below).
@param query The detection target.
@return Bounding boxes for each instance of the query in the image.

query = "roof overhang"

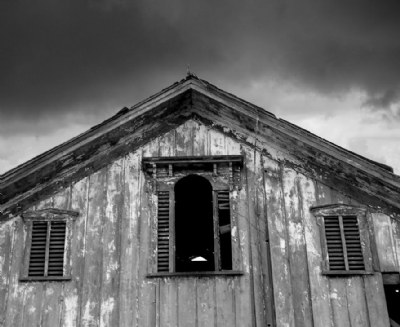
[1,75,400,220]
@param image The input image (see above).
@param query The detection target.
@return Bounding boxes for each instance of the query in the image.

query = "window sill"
[323,270,374,276]
[19,276,72,282]
[147,270,244,278]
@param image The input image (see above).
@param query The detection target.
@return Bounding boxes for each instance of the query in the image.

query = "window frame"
[143,155,244,277]
[20,208,79,282]
[310,204,376,276]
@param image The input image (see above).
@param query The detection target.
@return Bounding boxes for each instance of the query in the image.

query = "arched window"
[175,175,214,272]
[143,155,243,275]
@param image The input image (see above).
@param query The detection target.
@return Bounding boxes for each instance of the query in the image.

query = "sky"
[1,0,400,174]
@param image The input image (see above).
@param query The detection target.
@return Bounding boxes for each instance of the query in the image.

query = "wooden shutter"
[48,221,66,276]
[28,221,48,277]
[28,220,66,277]
[216,191,232,270]
[324,215,364,271]
[157,191,170,272]
[343,215,364,270]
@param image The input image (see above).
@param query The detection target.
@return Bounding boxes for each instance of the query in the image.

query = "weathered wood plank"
[258,155,276,327]
[346,277,370,327]
[314,181,350,327]
[329,188,352,204]
[209,129,226,155]
[137,141,158,326]
[196,278,216,327]
[244,147,267,327]
[177,278,197,327]
[40,188,71,327]
[21,200,45,326]
[230,186,241,272]
[234,165,254,327]
[175,120,193,156]
[364,274,390,327]
[21,197,53,327]
[80,168,107,326]
[159,278,178,327]
[119,151,142,326]
[21,285,43,327]
[61,177,89,327]
[391,218,400,271]
[298,174,333,327]
[40,284,63,327]
[193,120,209,156]
[282,168,313,327]
[4,220,25,327]
[329,279,350,327]
[100,160,123,327]
[372,212,398,272]
[215,277,236,326]
[0,220,14,325]
[189,121,218,327]
[159,130,175,157]
[264,158,295,327]
[225,135,241,155]
[314,180,333,206]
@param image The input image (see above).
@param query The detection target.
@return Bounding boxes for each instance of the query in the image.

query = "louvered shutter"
[48,221,66,276]
[324,215,364,271]
[28,220,66,277]
[28,221,48,277]
[157,191,170,272]
[216,191,232,270]
[343,215,364,270]
[324,216,346,270]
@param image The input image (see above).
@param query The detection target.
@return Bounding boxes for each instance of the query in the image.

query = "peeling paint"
[64,294,78,327]
[100,297,115,327]
[82,301,95,326]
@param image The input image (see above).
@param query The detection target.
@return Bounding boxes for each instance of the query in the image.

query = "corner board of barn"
[1,75,400,327]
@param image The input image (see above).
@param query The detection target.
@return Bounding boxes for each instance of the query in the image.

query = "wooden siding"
[0,119,395,327]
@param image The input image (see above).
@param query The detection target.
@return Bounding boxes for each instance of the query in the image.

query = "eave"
[1,75,400,220]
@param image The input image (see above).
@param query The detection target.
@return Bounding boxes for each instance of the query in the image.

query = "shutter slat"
[28,221,48,277]
[47,221,66,277]
[343,216,364,271]
[324,215,365,272]
[157,191,170,272]
[324,216,346,270]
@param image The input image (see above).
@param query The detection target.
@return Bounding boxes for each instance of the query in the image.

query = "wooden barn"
[1,74,400,327]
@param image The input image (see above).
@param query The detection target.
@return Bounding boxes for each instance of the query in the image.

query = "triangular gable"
[1,74,400,220]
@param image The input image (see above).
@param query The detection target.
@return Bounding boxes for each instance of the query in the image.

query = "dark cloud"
[1,0,400,133]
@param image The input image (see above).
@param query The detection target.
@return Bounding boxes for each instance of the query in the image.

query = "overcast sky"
[1,0,400,174]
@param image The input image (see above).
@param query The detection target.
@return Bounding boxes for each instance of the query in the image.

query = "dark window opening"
[384,284,400,326]
[175,175,214,272]
[217,191,232,270]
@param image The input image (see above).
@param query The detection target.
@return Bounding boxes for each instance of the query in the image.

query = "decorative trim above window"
[20,208,79,282]
[142,155,243,190]
[310,204,375,276]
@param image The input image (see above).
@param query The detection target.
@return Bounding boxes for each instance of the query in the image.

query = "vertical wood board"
[371,212,398,272]
[298,174,333,327]
[282,168,313,327]
[264,158,295,327]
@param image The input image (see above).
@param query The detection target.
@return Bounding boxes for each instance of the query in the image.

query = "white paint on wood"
[298,174,334,327]
[64,293,78,327]
[372,212,398,271]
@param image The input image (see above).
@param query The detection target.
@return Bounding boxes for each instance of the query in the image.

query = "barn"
[1,74,400,326]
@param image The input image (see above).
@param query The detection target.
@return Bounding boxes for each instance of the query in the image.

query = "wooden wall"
[0,119,396,326]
